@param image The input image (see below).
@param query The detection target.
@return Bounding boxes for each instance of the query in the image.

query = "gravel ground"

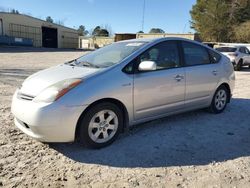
[0,48,250,188]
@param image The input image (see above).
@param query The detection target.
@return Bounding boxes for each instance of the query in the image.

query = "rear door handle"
[212,70,218,75]
[175,75,184,82]
[122,83,131,87]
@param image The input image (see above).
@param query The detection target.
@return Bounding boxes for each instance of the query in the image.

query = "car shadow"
[0,46,91,53]
[50,98,250,168]
[0,68,41,78]
[239,67,250,72]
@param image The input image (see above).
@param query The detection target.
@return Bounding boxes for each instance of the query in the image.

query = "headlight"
[33,78,82,103]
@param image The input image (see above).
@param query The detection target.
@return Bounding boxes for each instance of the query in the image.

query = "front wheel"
[209,86,229,114]
[78,102,123,149]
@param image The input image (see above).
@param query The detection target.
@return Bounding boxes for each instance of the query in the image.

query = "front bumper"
[11,90,87,142]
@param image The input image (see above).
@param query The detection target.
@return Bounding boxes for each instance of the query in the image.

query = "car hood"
[20,64,101,96]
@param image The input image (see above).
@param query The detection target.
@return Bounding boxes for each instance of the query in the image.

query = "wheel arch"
[237,58,243,65]
[217,82,231,103]
[75,98,129,141]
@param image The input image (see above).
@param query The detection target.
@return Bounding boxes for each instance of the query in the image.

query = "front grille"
[17,92,35,101]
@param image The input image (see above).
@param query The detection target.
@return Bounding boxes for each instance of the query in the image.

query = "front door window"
[137,41,181,71]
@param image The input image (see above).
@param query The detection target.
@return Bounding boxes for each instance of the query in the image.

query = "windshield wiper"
[81,61,100,68]
[66,60,100,68]
[65,59,77,66]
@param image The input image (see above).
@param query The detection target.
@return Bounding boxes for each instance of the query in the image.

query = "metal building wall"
[62,31,79,48]
[9,23,42,47]
[0,13,79,48]
[136,33,200,41]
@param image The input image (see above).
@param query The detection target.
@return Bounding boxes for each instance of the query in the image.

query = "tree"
[103,24,113,36]
[234,21,250,42]
[92,26,109,37]
[190,0,250,42]
[46,16,53,23]
[149,28,165,33]
[92,26,101,36]
[137,31,144,33]
[11,9,19,14]
[190,0,231,42]
[235,0,250,23]
[78,25,89,36]
[98,29,109,37]
[55,20,65,26]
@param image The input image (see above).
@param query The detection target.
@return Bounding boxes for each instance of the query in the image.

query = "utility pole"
[141,0,146,32]
[182,23,187,33]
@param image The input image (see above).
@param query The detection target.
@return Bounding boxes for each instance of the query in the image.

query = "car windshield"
[216,47,237,52]
[73,41,147,68]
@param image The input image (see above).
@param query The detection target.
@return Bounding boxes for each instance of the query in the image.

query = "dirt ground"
[0,48,250,188]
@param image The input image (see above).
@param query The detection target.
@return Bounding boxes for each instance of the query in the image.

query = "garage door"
[42,27,58,48]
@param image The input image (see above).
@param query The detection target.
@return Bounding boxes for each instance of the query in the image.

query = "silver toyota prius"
[11,38,235,148]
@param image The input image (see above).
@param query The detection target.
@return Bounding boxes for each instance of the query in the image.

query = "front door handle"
[175,75,184,82]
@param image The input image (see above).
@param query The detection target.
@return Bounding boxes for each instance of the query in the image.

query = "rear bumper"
[11,90,86,142]
[227,56,236,64]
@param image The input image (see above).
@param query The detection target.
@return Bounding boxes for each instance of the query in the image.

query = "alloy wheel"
[88,110,118,143]
[215,89,227,111]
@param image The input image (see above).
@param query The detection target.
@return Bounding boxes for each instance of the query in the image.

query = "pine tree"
[190,0,250,42]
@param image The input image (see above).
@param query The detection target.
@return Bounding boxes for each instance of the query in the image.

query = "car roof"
[118,37,203,45]
[216,46,237,48]
[117,37,220,54]
[120,37,192,42]
[217,46,248,49]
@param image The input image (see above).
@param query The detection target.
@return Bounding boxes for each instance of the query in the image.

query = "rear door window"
[182,42,210,66]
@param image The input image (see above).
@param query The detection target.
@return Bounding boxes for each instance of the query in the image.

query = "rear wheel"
[209,86,229,114]
[78,102,123,149]
[235,60,243,71]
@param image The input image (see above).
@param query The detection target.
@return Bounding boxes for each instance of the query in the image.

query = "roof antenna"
[141,0,146,32]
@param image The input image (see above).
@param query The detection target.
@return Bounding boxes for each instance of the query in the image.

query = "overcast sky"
[0,0,196,34]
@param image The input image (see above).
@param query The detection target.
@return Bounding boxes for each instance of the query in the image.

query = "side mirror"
[138,61,157,71]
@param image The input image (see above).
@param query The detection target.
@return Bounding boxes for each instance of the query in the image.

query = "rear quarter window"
[209,49,221,64]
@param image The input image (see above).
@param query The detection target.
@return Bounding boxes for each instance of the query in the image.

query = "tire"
[78,102,123,149]
[235,60,243,71]
[209,86,229,114]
